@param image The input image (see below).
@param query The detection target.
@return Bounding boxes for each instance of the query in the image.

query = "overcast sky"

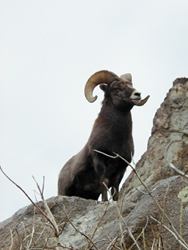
[0,1,188,222]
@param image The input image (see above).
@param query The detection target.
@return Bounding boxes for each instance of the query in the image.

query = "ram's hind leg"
[58,180,77,196]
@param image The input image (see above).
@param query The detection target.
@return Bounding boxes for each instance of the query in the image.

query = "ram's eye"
[113,87,121,91]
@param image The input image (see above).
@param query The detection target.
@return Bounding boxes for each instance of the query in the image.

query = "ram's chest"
[101,127,133,157]
[106,156,121,171]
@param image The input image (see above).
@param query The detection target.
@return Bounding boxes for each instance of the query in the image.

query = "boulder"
[1,78,188,249]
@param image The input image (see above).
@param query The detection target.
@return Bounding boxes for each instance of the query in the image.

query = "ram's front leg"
[93,155,109,201]
[101,177,109,201]
[111,165,127,201]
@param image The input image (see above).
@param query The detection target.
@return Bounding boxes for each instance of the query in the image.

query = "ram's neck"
[96,99,133,132]
[88,99,133,157]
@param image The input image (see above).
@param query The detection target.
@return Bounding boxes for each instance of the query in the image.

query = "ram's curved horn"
[135,95,150,106]
[120,73,132,85]
[84,70,120,103]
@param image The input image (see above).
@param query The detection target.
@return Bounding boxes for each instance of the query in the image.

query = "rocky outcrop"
[1,78,188,250]
[119,77,188,202]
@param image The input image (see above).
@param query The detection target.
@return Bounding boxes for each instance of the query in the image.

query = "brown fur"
[58,78,145,201]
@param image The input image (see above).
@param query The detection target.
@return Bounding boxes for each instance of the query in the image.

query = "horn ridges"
[136,95,150,106]
[84,70,119,103]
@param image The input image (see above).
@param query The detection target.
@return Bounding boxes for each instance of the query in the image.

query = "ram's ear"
[99,83,108,92]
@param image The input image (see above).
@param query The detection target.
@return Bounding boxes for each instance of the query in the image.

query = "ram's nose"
[133,91,141,98]
[131,90,141,100]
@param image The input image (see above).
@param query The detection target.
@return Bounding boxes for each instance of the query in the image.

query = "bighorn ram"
[58,70,149,201]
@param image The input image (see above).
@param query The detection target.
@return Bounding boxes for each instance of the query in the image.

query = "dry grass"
[0,141,188,249]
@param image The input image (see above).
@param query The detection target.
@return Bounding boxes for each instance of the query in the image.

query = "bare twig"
[0,167,60,238]
[95,207,121,250]
[165,141,188,179]
[9,229,14,250]
[34,225,47,246]
[106,235,121,250]
[93,205,121,250]
[63,205,99,250]
[129,217,149,250]
[45,243,74,249]
[42,176,45,196]
[21,221,27,241]
[103,182,141,250]
[156,184,169,247]
[93,149,118,159]
[26,207,35,249]
[15,229,22,250]
[94,150,188,249]
[87,202,110,249]
[32,176,60,236]
[142,226,146,250]
[1,166,71,249]
[32,176,62,250]
[94,151,143,249]
[114,152,188,248]
[150,216,188,249]
[179,198,183,250]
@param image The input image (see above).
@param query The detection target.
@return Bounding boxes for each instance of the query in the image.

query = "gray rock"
[119,77,188,202]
